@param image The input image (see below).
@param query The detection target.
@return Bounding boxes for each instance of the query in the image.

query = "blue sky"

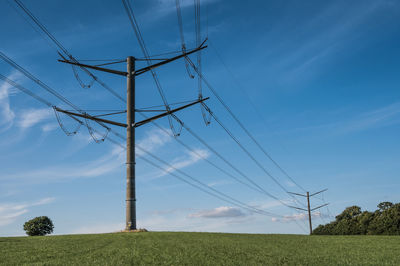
[0,0,399,236]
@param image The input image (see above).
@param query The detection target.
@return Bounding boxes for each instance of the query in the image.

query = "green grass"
[1,232,399,265]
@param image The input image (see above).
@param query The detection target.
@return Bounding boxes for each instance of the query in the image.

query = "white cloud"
[0,73,18,132]
[264,1,390,86]
[18,108,52,129]
[136,127,172,155]
[164,149,209,173]
[271,211,325,223]
[41,123,59,132]
[1,144,125,182]
[0,127,174,183]
[285,181,296,187]
[0,197,55,227]
[129,205,258,233]
[150,0,220,18]
[294,101,400,136]
[146,148,210,179]
[338,102,400,134]
[189,206,247,219]
[249,199,292,210]
[207,180,232,187]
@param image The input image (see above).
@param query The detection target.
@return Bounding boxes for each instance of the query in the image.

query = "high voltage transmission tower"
[288,189,329,235]
[56,43,208,231]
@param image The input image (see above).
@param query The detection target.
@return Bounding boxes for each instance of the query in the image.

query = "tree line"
[313,202,400,235]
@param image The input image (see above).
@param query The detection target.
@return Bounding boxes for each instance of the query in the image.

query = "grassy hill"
[1,232,399,265]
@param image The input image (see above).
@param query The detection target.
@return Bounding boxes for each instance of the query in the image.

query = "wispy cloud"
[0,197,55,227]
[337,102,400,134]
[164,149,210,173]
[0,127,174,183]
[1,145,125,183]
[146,0,220,18]
[130,204,260,234]
[0,73,18,132]
[248,199,294,211]
[147,148,210,179]
[292,101,400,136]
[41,123,59,132]
[189,206,247,219]
[136,127,172,155]
[207,180,232,187]
[136,126,210,180]
[18,108,53,129]
[263,1,392,85]
[271,211,328,223]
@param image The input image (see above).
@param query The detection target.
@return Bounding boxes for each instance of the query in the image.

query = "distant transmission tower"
[288,189,329,235]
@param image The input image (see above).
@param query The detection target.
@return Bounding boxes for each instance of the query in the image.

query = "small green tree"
[23,216,54,236]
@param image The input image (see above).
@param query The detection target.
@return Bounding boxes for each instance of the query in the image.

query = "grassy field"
[0,232,399,265]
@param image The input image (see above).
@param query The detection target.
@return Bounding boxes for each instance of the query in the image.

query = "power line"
[193,0,210,125]
[136,144,282,218]
[137,111,308,232]
[141,49,195,58]
[105,120,295,227]
[170,114,296,207]
[139,112,270,196]
[0,73,52,107]
[199,102,306,209]
[106,134,308,233]
[137,99,198,110]
[0,51,80,111]
[121,0,179,136]
[77,59,126,62]
[0,73,84,136]
[64,109,125,112]
[170,1,309,222]
[136,143,308,233]
[142,112,312,234]
[175,0,195,79]
[6,0,57,51]
[0,72,305,231]
[0,51,111,142]
[209,40,306,192]
[170,1,304,211]
[13,0,125,102]
[201,103,287,193]
[93,60,127,67]
[186,57,307,200]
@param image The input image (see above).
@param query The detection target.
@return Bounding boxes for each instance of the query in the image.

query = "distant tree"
[312,202,400,235]
[328,206,362,235]
[369,203,400,235]
[357,211,375,235]
[312,222,336,235]
[335,206,362,221]
[23,216,54,236]
[377,202,393,211]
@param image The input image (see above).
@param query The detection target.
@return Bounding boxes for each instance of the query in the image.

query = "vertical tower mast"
[126,56,136,230]
[306,192,312,235]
